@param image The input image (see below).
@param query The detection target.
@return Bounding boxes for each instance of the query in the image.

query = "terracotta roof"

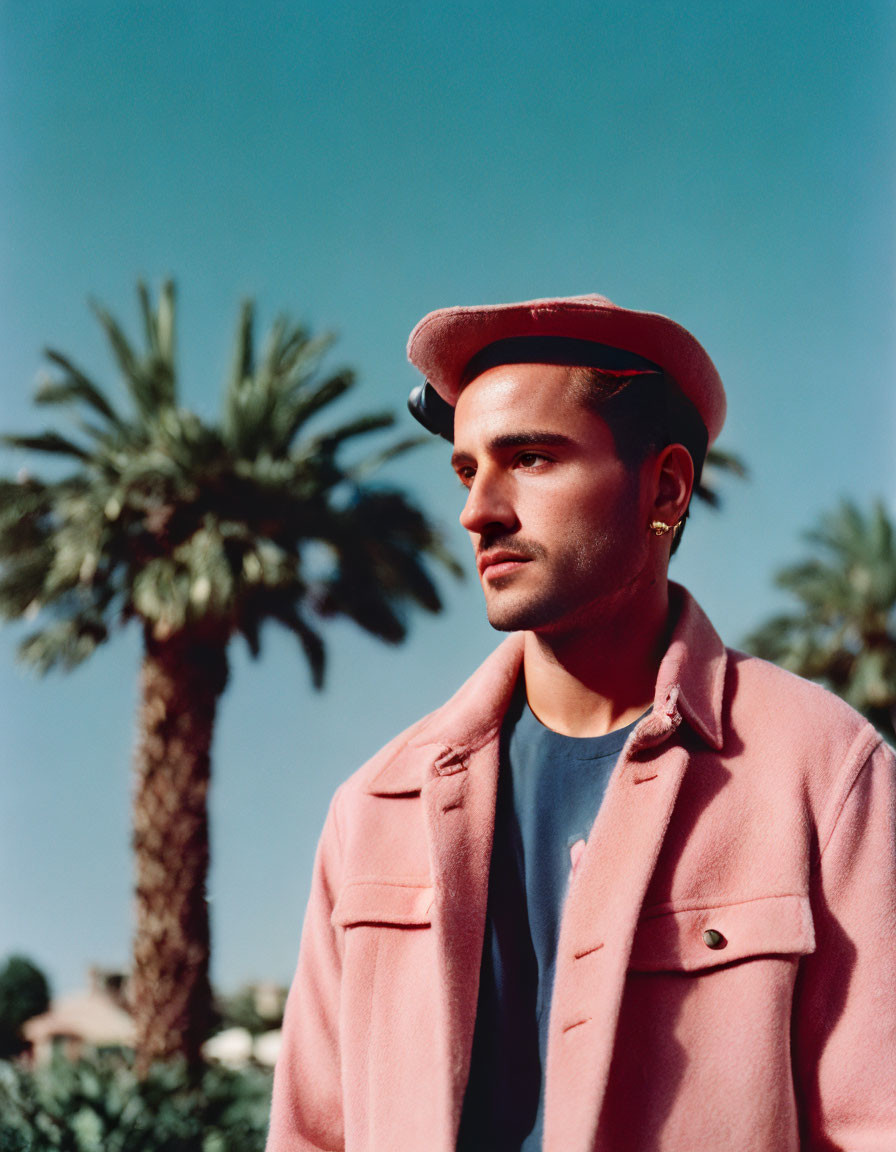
[23,988,135,1047]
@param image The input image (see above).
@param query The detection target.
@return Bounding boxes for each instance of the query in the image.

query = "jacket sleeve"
[267,791,346,1152]
[794,734,896,1150]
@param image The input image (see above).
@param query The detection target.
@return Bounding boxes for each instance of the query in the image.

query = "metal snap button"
[702,928,726,950]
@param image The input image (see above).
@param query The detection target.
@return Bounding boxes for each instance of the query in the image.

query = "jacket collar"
[365,582,726,796]
[366,633,525,795]
[630,582,727,754]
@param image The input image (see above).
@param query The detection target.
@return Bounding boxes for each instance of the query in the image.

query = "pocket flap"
[331,880,434,928]
[630,893,815,972]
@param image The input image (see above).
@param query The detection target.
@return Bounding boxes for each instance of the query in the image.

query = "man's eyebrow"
[492,431,574,449]
[451,431,573,469]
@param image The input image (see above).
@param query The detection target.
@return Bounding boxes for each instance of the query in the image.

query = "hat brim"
[406,294,726,445]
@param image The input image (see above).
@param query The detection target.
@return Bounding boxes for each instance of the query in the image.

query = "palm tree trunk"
[132,626,229,1073]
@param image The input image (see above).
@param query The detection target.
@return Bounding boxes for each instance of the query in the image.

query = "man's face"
[451,362,654,635]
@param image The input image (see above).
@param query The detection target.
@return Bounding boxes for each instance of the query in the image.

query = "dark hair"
[569,367,708,554]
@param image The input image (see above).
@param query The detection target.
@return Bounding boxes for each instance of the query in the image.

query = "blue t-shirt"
[457,686,641,1151]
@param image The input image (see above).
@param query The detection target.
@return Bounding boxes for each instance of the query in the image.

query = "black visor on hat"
[408,335,665,442]
[461,336,663,386]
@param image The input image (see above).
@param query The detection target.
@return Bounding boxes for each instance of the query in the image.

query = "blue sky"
[1,0,893,996]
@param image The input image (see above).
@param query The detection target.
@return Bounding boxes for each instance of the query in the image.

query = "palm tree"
[671,445,747,554]
[0,282,462,1071]
[744,499,896,745]
[695,447,748,509]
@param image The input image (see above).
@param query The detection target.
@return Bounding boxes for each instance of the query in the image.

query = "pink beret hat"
[406,293,726,445]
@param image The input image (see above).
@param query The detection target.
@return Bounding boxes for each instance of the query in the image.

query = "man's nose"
[459,468,518,536]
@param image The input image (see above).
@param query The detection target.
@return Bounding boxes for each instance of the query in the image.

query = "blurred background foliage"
[0,1055,272,1152]
[0,956,51,1060]
[745,500,896,745]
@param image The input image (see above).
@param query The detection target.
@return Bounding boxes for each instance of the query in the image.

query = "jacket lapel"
[544,740,690,1152]
[544,585,727,1152]
[370,634,525,1147]
[420,743,500,1146]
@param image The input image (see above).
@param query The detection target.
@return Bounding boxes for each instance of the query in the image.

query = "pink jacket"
[267,587,896,1151]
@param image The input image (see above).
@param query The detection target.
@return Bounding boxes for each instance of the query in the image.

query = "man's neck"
[521,583,672,738]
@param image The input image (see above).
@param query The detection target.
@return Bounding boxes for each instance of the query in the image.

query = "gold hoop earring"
[649,520,677,536]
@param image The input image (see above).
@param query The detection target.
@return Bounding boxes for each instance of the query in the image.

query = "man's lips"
[477,551,533,579]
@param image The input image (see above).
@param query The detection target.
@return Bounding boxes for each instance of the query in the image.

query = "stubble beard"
[482,524,643,636]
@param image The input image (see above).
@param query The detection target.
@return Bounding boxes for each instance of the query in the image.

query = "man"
[267,295,896,1151]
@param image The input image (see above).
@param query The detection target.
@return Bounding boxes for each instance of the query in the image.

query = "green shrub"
[0,1052,273,1152]
[0,956,51,1058]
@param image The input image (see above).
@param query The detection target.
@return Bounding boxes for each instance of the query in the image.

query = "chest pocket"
[331,880,434,929]
[629,892,815,972]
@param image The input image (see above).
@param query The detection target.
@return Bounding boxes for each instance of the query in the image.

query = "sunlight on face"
[452,363,652,634]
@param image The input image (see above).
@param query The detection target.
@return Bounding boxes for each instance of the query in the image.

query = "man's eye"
[456,468,475,488]
[516,452,549,468]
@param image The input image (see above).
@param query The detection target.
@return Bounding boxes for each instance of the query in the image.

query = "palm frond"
[306,412,395,456]
[276,331,335,392]
[91,288,177,417]
[18,614,108,674]
[228,300,255,394]
[38,353,125,427]
[2,432,92,461]
[347,435,430,483]
[89,300,140,385]
[322,573,407,645]
[289,611,326,688]
[744,498,896,743]
[137,282,157,358]
[705,447,748,478]
[2,283,461,671]
[155,280,176,366]
[278,370,355,445]
[0,547,56,618]
[694,445,748,508]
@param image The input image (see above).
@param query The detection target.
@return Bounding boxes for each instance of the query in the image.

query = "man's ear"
[649,443,694,528]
